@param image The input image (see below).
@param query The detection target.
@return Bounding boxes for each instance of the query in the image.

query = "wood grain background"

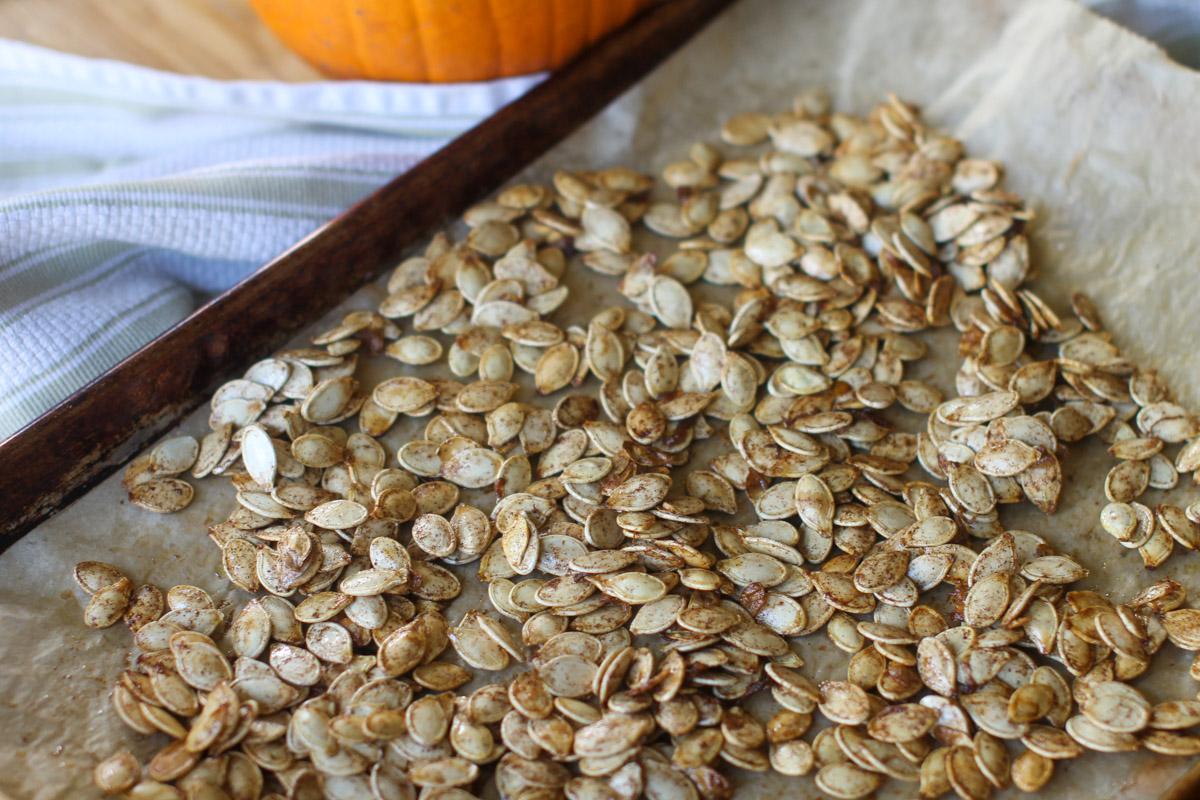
[0,0,321,79]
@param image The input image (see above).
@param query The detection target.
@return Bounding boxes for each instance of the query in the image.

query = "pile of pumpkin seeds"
[77,89,1200,800]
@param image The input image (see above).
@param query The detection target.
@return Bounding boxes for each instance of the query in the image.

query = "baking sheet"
[6,0,1200,797]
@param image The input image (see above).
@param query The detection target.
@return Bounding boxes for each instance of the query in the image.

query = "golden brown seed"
[93,751,140,793]
[1011,749,1054,792]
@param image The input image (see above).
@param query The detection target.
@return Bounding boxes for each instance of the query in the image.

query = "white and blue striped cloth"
[0,39,540,441]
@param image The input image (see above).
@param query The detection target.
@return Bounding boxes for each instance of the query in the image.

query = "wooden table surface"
[0,0,322,80]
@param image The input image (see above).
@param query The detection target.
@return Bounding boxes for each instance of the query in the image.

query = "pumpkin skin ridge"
[589,0,605,47]
[393,1,429,83]
[541,0,556,77]
[550,0,586,70]
[247,0,657,83]
[344,2,379,82]
[480,0,503,80]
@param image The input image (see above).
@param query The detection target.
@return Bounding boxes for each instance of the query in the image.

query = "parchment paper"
[5,0,1200,797]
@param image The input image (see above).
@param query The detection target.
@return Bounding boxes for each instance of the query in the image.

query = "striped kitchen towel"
[0,39,541,442]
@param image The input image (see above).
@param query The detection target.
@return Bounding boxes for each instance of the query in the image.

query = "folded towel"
[0,39,541,441]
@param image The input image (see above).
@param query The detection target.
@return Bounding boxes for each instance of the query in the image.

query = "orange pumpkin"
[248,0,658,83]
